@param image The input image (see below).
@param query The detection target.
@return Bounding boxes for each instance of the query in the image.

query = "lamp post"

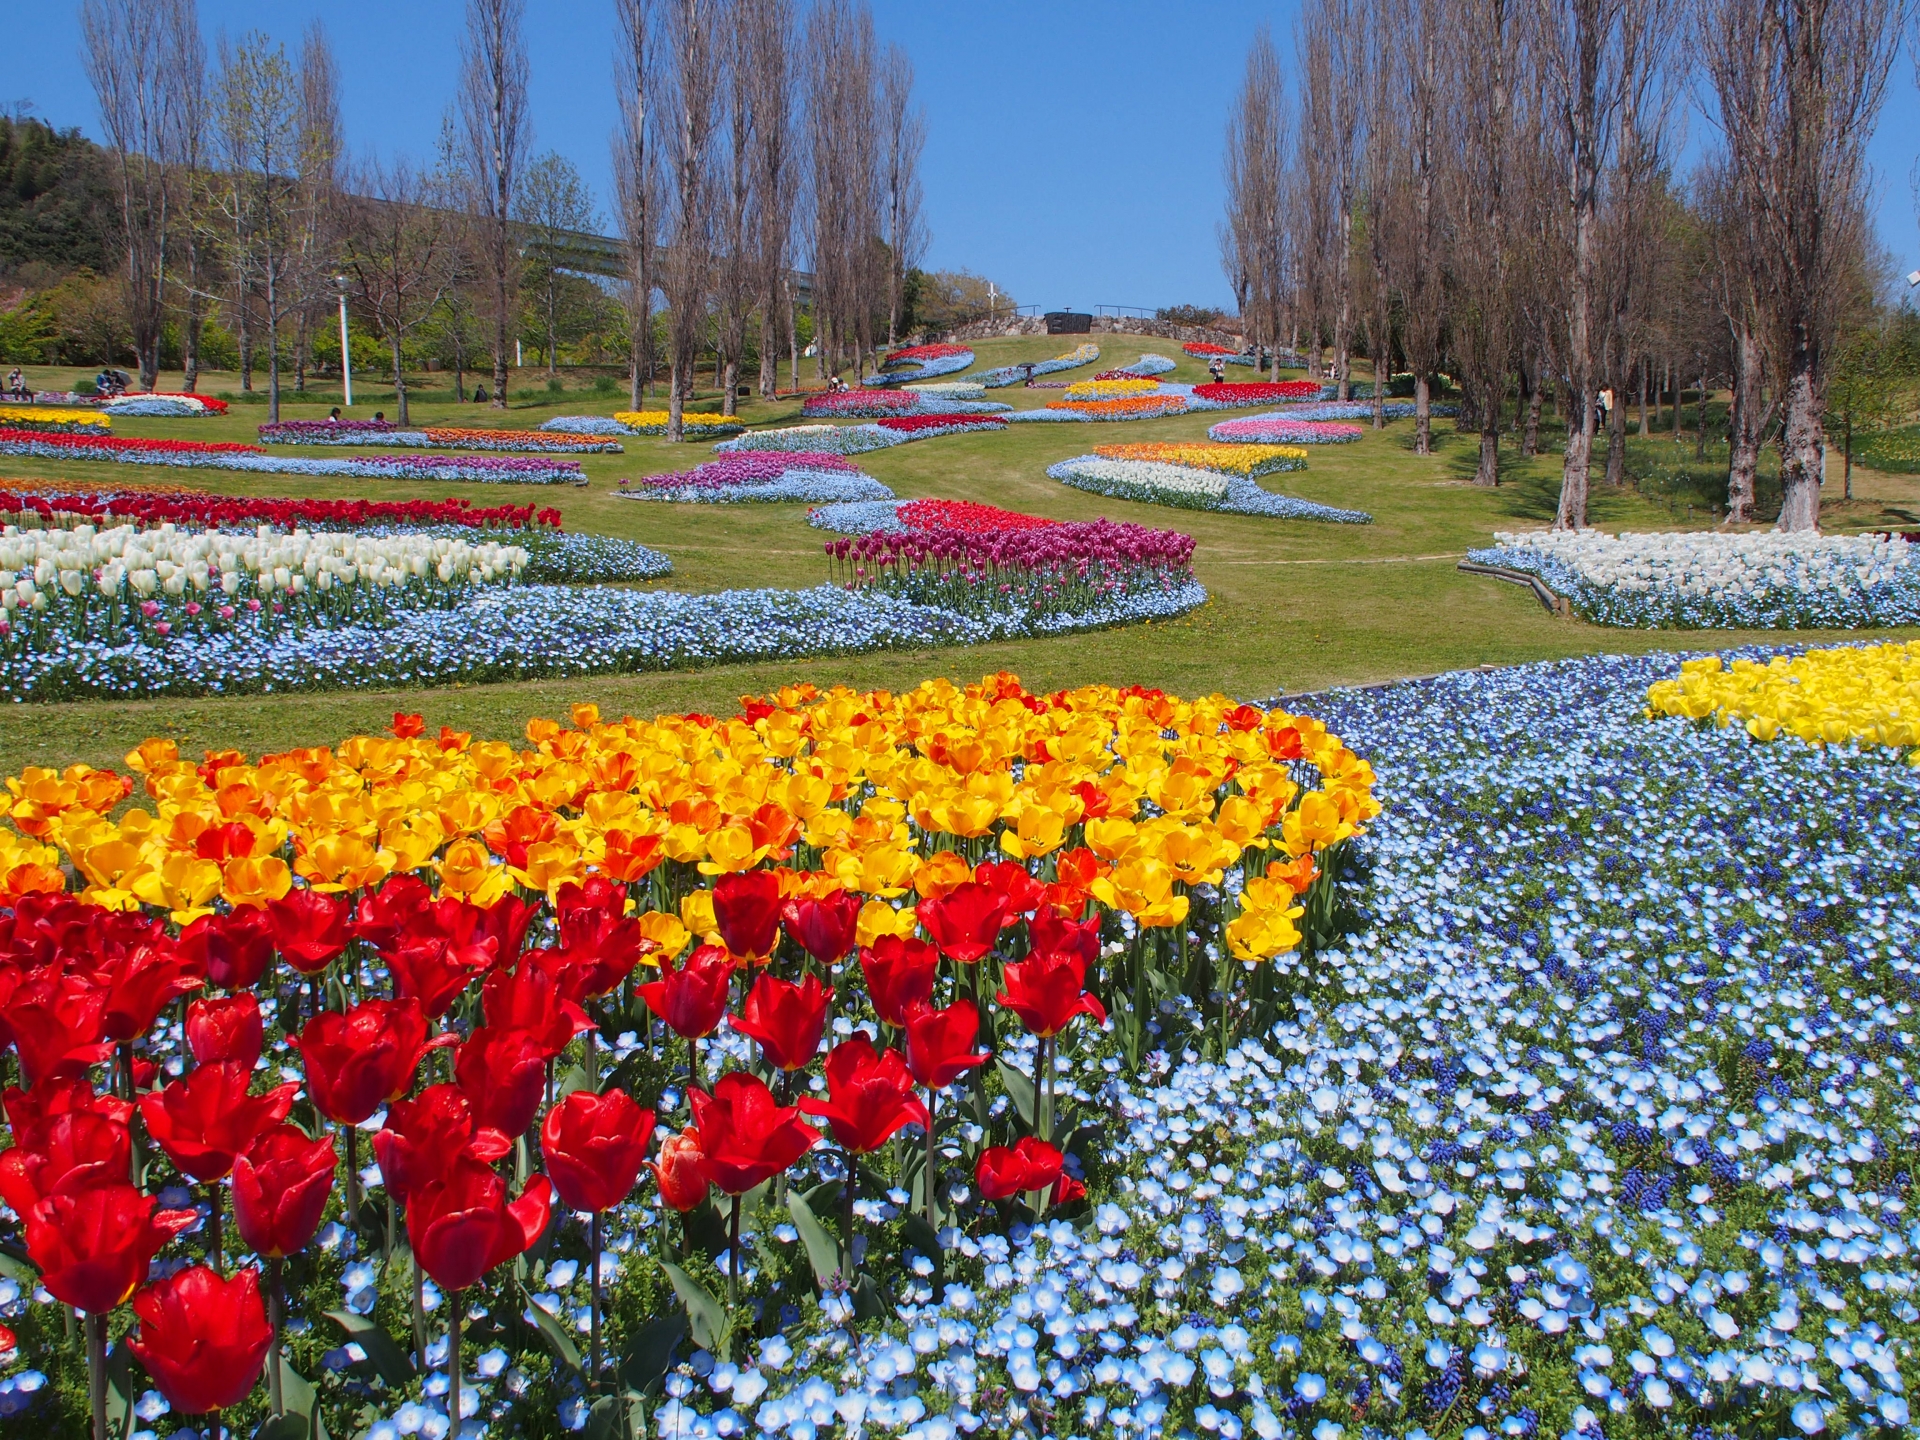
[335,276,353,409]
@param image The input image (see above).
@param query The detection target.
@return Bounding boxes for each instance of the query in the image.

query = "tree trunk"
[1414,375,1431,456]
[1525,379,1542,459]
[393,334,410,426]
[1843,415,1853,501]
[492,218,510,409]
[1604,393,1626,488]
[1694,363,1708,461]
[295,313,309,393]
[1636,357,1648,437]
[266,268,281,425]
[1670,359,1680,436]
[721,356,739,417]
[1726,326,1762,524]
[1475,421,1499,487]
[667,358,685,441]
[1776,361,1823,531]
[239,301,254,393]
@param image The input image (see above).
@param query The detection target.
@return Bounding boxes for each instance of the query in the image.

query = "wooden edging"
[1456,559,1572,618]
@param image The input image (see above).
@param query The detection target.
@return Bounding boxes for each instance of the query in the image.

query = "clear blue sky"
[9,1,1920,312]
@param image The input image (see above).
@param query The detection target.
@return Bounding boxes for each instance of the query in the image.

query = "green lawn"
[4,336,1916,776]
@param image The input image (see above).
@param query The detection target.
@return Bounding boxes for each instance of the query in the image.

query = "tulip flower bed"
[0,407,111,435]
[1047,455,1373,524]
[1209,404,1458,443]
[798,392,1008,420]
[612,413,748,440]
[1092,442,1310,479]
[1191,382,1323,408]
[806,499,1065,538]
[0,429,587,486]
[615,454,894,506]
[0,476,211,501]
[1468,530,1920,629]
[0,672,1372,1438]
[864,344,976,386]
[1094,356,1179,381]
[903,382,987,401]
[1017,396,1192,424]
[1062,380,1161,403]
[104,393,230,417]
[1646,642,1920,756]
[0,488,561,535]
[260,422,624,454]
[827,520,1203,627]
[714,417,1007,457]
[1182,342,1242,358]
[977,344,1102,389]
[1208,416,1367,446]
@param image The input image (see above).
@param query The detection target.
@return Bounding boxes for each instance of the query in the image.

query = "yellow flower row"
[1062,379,1160,401]
[612,411,746,437]
[0,405,110,431]
[1646,643,1920,758]
[4,675,1379,965]
[1093,441,1310,477]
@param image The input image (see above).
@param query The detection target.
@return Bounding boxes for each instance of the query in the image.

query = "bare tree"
[714,4,756,416]
[613,0,658,409]
[1359,9,1393,425]
[1701,0,1905,530]
[340,160,455,425]
[81,0,186,390]
[658,0,721,439]
[1384,0,1447,452]
[516,152,600,375]
[878,44,927,347]
[742,0,797,398]
[215,33,300,421]
[290,22,342,395]
[161,0,211,394]
[459,0,531,409]
[805,0,878,383]
[1220,27,1290,382]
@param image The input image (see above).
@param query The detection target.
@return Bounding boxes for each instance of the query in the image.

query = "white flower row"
[903,381,987,400]
[1048,456,1373,523]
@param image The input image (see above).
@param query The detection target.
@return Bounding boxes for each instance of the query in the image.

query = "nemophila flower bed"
[865,344,976,387]
[1469,530,1920,629]
[1095,356,1178,381]
[0,674,1365,1436]
[828,519,1201,627]
[1191,382,1324,409]
[799,391,1008,420]
[714,417,1007,457]
[260,421,623,454]
[0,429,587,486]
[103,393,229,417]
[1048,456,1373,524]
[1019,396,1191,424]
[905,382,988,401]
[614,412,747,440]
[1093,442,1309,479]
[616,454,893,506]
[1647,643,1920,754]
[1208,415,1366,446]
[359,526,671,586]
[0,406,110,434]
[978,343,1102,388]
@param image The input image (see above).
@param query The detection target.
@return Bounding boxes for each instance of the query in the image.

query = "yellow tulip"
[223,854,293,908]
[856,898,919,948]
[296,831,391,891]
[439,837,514,906]
[638,910,690,964]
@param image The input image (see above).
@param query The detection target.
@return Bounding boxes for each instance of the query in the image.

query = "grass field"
[4,334,1917,776]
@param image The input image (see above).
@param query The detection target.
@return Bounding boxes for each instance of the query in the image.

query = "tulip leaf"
[0,1250,34,1288]
[103,1340,135,1440]
[785,1187,843,1288]
[851,1272,886,1321]
[586,1390,647,1440]
[618,1312,686,1395]
[519,1283,584,1374]
[325,1308,417,1388]
[555,1064,593,1102]
[995,1058,1037,1129]
[259,1354,328,1440]
[659,1260,730,1362]
[902,1212,945,1290]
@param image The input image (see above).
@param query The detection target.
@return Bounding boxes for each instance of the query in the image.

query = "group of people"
[4,368,31,401]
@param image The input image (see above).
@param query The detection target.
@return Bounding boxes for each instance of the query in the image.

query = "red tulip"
[392,711,425,739]
[24,1182,196,1312]
[554,879,651,998]
[96,939,205,1043]
[799,1036,928,1155]
[973,861,1046,917]
[295,997,451,1126]
[0,1107,131,1212]
[915,882,1014,964]
[729,973,831,1071]
[385,934,493,1019]
[468,893,540,969]
[139,1061,298,1182]
[996,950,1106,1038]
[406,1150,552,1292]
[373,1084,509,1208]
[351,874,435,953]
[185,994,263,1068]
[859,936,938,1027]
[974,1136,1079,1203]
[652,1127,710,1212]
[481,961,589,1058]
[688,1071,818,1194]
[179,908,275,991]
[454,1026,547,1137]
[267,889,351,974]
[5,972,112,1085]
[635,944,733,1040]
[1028,909,1101,969]
[232,1124,335,1259]
[711,870,782,959]
[128,1264,273,1413]
[2,1077,131,1149]
[540,1088,654,1213]
[780,889,861,965]
[904,999,990,1090]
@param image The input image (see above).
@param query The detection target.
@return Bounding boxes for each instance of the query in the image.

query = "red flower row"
[0,489,561,531]
[873,414,1007,434]
[1193,381,1321,402]
[881,344,972,364]
[1182,342,1240,358]
[0,427,261,456]
[895,499,1060,535]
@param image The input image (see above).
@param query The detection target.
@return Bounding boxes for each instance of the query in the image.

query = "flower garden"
[3,339,1920,1440]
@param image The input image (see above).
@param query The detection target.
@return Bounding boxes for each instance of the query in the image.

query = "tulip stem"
[589,1211,604,1393]
[924,1089,938,1229]
[87,1312,106,1440]
[269,1257,286,1415]
[841,1158,856,1283]
[727,1194,742,1307]
[413,1258,427,1372]
[448,1289,463,1438]
[345,1126,360,1228]
[208,1181,223,1272]
[1037,1037,1054,1145]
